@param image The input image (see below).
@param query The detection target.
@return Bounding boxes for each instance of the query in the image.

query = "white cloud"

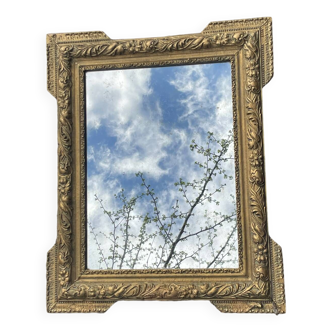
[87,68,172,180]
[86,69,152,130]
[169,63,233,137]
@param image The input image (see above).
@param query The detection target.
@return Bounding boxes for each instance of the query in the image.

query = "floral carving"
[245,33,270,292]
[62,281,267,301]
[47,20,285,313]
[67,33,247,59]
[55,32,249,292]
[56,31,268,295]
[57,45,74,291]
[202,17,273,87]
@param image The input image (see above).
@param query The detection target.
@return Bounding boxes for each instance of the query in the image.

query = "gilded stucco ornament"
[63,281,266,301]
[54,30,249,292]
[245,32,270,287]
[47,17,285,314]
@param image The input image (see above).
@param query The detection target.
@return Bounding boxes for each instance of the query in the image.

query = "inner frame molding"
[47,17,285,314]
[82,56,243,273]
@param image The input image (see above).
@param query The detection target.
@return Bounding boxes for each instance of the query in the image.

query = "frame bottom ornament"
[47,237,285,313]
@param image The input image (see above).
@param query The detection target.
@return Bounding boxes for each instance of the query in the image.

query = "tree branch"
[179,213,236,243]
[206,224,237,268]
[163,147,228,268]
[88,221,109,269]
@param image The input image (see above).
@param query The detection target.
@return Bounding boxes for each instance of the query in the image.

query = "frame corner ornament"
[46,31,111,97]
[47,244,115,313]
[210,237,286,314]
[202,17,273,86]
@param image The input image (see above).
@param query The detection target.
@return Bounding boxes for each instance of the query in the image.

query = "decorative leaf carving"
[245,32,270,286]
[69,33,246,60]
[54,30,270,302]
[62,281,267,301]
[57,46,74,290]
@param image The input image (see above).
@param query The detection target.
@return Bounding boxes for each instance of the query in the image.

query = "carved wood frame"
[47,17,285,314]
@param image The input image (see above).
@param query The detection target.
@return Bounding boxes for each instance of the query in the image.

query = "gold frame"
[47,17,285,314]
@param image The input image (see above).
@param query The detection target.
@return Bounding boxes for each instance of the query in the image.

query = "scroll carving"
[211,301,264,314]
[245,32,270,295]
[62,281,267,301]
[55,31,249,293]
[56,31,269,296]
[57,46,74,291]
[203,17,273,86]
[47,18,285,314]
[211,237,287,315]
[70,32,247,58]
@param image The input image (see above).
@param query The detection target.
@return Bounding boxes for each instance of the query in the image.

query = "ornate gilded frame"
[46,17,285,314]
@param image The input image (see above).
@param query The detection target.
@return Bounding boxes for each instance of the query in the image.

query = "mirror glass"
[86,62,239,270]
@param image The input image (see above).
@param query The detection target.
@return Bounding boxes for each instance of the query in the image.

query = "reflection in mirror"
[86,63,238,270]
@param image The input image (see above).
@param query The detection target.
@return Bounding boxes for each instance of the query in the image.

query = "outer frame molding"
[47,17,285,314]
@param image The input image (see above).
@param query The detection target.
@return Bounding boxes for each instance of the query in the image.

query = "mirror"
[86,63,239,270]
[47,17,285,314]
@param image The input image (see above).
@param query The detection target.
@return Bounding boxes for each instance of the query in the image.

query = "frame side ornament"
[244,32,269,294]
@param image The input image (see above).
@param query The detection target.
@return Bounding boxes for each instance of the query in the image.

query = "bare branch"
[163,139,232,268]
[90,131,237,269]
[179,213,236,243]
[207,224,237,268]
[88,221,109,269]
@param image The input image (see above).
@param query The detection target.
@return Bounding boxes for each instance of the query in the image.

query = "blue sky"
[86,62,239,269]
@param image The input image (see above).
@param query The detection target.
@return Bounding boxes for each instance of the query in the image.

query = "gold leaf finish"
[57,46,74,291]
[47,246,57,312]
[47,18,285,314]
[203,17,273,87]
[211,238,286,314]
[56,32,247,293]
[69,33,246,59]
[270,238,286,314]
[46,34,56,97]
[62,281,266,301]
[211,301,263,313]
[245,32,270,293]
